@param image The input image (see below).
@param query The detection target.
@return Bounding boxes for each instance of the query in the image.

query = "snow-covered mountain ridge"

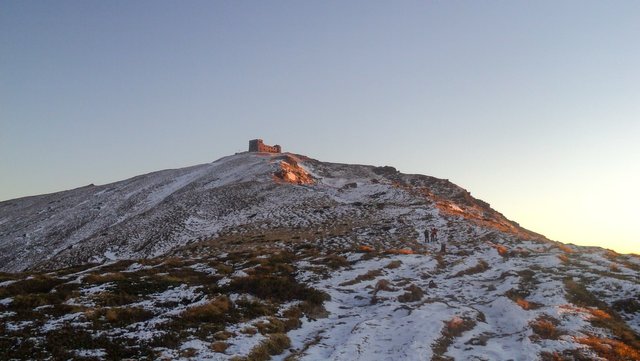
[1,152,639,360]
[0,152,532,273]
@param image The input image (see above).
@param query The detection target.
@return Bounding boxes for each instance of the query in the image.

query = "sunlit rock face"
[273,154,315,185]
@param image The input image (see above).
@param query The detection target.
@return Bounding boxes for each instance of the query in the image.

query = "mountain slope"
[1,226,639,360]
[1,152,638,361]
[0,152,534,273]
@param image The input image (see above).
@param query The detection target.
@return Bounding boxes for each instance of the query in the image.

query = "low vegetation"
[0,249,329,360]
[451,260,489,278]
[432,316,476,361]
[576,336,640,361]
[241,333,291,361]
[564,278,640,356]
[530,315,562,340]
[1,232,638,361]
[385,260,402,269]
[397,284,424,303]
[557,254,570,264]
[339,269,383,287]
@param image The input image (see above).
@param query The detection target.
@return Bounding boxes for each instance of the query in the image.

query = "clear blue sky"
[1,1,639,253]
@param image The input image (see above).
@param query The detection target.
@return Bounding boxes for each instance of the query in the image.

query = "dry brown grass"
[298,300,329,320]
[514,297,542,310]
[95,306,154,326]
[589,308,612,320]
[385,260,402,269]
[210,341,228,353]
[613,298,640,314]
[515,298,532,310]
[358,245,375,252]
[182,296,230,322]
[504,286,542,310]
[564,278,640,353]
[11,292,63,309]
[93,289,139,307]
[561,305,614,322]
[240,327,258,335]
[180,348,198,358]
[161,257,188,268]
[254,317,286,335]
[1,247,332,360]
[490,244,508,257]
[339,269,383,286]
[0,274,66,299]
[234,298,276,319]
[557,244,574,254]
[321,254,350,269]
[105,308,119,322]
[446,317,470,332]
[225,268,328,305]
[213,331,234,341]
[452,260,489,278]
[432,316,476,360]
[605,249,620,260]
[83,272,126,284]
[384,249,415,255]
[370,279,395,305]
[530,315,561,340]
[576,336,640,361]
[435,254,447,269]
[557,254,570,264]
[216,263,234,275]
[244,333,291,361]
[539,351,564,361]
[397,284,424,303]
[511,248,531,258]
[539,350,593,361]
[374,279,394,292]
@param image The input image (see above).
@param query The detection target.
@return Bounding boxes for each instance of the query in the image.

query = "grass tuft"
[576,336,640,361]
[564,278,640,353]
[339,269,383,286]
[210,341,228,353]
[182,296,231,323]
[452,260,489,278]
[433,316,476,360]
[397,284,424,303]
[530,315,562,340]
[243,333,291,361]
[385,260,402,269]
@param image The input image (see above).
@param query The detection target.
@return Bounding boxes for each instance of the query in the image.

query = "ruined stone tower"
[248,139,281,153]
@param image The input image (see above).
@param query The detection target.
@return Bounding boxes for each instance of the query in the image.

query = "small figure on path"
[423,228,430,243]
[430,228,438,242]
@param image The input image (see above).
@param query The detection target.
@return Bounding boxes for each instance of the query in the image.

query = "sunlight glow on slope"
[480,157,640,255]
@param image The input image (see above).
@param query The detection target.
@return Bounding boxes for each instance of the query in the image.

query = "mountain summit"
[0,151,534,273]
[1,151,639,360]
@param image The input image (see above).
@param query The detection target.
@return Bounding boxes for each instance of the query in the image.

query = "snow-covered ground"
[283,239,639,361]
[0,152,530,273]
[0,151,638,360]
[1,232,639,360]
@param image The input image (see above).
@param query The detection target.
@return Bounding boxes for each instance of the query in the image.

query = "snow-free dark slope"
[0,152,534,273]
[1,152,639,361]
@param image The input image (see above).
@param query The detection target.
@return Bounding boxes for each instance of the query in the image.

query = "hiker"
[423,228,430,243]
[430,228,438,243]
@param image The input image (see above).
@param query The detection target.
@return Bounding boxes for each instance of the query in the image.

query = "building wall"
[249,139,282,153]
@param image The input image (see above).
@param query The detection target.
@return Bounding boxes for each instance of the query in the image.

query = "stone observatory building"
[248,139,281,153]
